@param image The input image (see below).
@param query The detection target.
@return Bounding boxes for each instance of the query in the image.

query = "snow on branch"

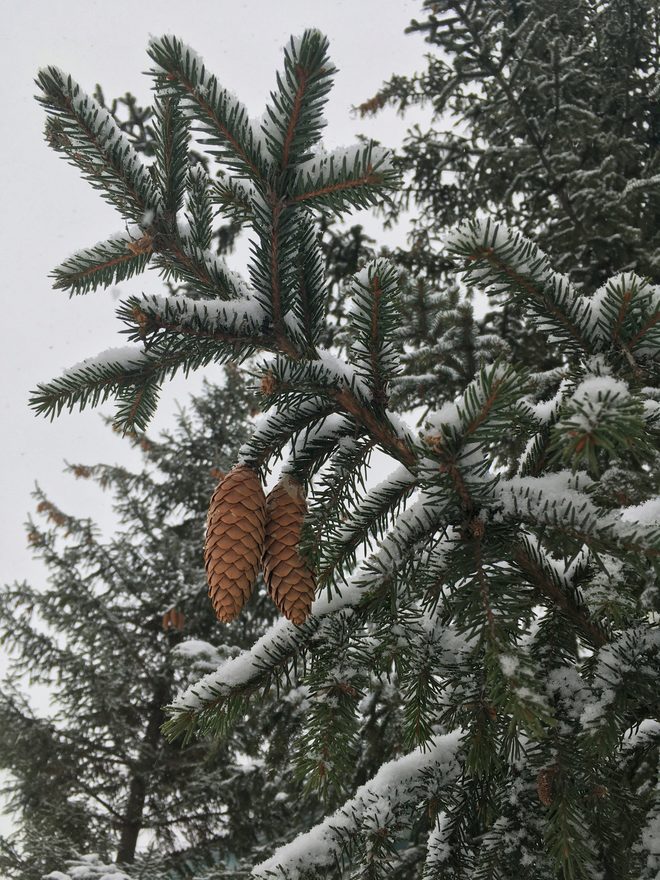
[251,729,463,879]
[121,291,269,345]
[495,473,660,558]
[238,399,341,469]
[260,29,336,170]
[424,362,528,447]
[588,272,660,358]
[284,413,358,478]
[444,219,592,352]
[147,34,268,181]
[37,66,161,222]
[30,346,155,420]
[579,626,660,731]
[289,142,398,213]
[620,719,660,752]
[261,350,373,403]
[51,229,153,296]
[45,854,131,880]
[168,492,449,718]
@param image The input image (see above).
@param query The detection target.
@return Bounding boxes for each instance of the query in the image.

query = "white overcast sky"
[0,0,430,593]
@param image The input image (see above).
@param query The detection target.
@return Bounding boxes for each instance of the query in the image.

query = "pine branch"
[261,30,336,171]
[165,494,444,741]
[30,331,257,432]
[315,465,417,585]
[152,233,253,300]
[289,143,399,214]
[592,272,660,364]
[37,67,160,222]
[513,539,608,649]
[254,353,418,467]
[495,474,660,560]
[445,219,593,354]
[36,36,399,433]
[290,212,327,347]
[51,232,152,295]
[252,731,463,879]
[283,413,359,484]
[152,91,189,218]
[294,614,364,800]
[119,292,270,351]
[147,35,268,181]
[210,174,254,223]
[29,346,158,426]
[248,198,304,352]
[184,164,212,251]
[347,260,401,408]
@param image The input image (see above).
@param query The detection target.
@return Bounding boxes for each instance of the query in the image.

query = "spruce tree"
[363,0,660,290]
[353,0,660,416]
[30,29,660,880]
[0,374,323,879]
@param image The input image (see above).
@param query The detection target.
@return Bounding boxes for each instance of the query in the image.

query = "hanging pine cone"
[263,475,316,625]
[162,607,185,632]
[204,464,266,622]
[536,765,559,806]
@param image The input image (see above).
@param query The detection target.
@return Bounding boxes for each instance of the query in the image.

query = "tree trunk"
[116,679,169,864]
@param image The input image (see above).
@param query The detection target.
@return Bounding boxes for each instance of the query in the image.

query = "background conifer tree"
[0,373,324,879]
[364,0,660,288]
[27,24,660,880]
[355,0,660,414]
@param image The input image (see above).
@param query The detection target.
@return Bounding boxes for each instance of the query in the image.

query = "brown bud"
[162,608,186,632]
[260,371,278,396]
[537,765,559,806]
[126,233,154,256]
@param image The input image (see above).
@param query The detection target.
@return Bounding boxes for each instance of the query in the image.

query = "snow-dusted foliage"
[367,0,660,295]
[1,379,327,880]
[44,855,131,880]
[31,23,660,880]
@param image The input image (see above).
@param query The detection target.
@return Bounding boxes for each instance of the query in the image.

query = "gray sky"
[1,0,429,592]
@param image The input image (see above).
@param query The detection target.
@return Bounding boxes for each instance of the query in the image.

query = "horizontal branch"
[253,729,463,878]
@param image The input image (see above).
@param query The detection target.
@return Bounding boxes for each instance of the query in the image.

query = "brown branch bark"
[280,65,309,170]
[289,168,384,204]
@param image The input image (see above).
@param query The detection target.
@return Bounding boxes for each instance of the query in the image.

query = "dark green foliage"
[351,0,660,423]
[0,376,324,879]
[263,31,335,172]
[152,92,189,219]
[31,29,398,433]
[38,67,161,222]
[51,235,151,296]
[367,0,660,291]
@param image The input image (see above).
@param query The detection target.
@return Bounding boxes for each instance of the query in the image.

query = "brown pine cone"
[204,464,266,622]
[263,475,316,625]
[536,765,559,806]
[162,607,185,632]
